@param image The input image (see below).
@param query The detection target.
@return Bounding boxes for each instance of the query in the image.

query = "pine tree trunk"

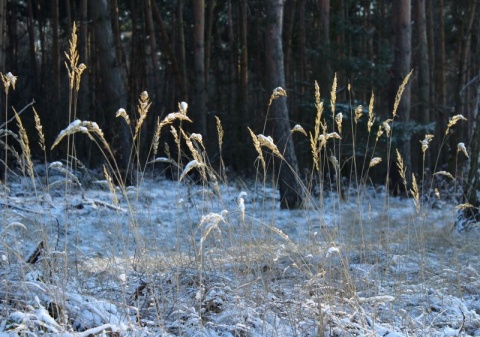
[265,0,303,209]
[415,0,430,165]
[193,0,207,136]
[317,0,331,93]
[52,0,60,122]
[0,0,6,72]
[389,0,412,172]
[89,0,132,182]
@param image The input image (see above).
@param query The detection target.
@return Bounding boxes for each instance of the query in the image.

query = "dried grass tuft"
[369,157,382,168]
[32,107,45,152]
[103,165,119,206]
[410,174,420,213]
[291,124,307,136]
[392,70,413,118]
[367,92,375,133]
[396,149,407,187]
[13,107,34,181]
[446,115,467,134]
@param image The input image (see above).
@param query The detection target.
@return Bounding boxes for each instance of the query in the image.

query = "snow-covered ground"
[1,166,480,336]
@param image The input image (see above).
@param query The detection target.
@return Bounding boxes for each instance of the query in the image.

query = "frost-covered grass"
[1,173,480,337]
[1,26,480,337]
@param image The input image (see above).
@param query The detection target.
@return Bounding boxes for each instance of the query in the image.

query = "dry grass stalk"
[434,171,454,179]
[48,161,82,189]
[13,108,34,181]
[391,70,413,118]
[181,129,203,164]
[152,117,161,157]
[133,91,152,142]
[376,125,384,142]
[457,142,469,158]
[32,107,45,152]
[396,149,407,187]
[199,211,227,243]
[368,92,375,132]
[257,134,284,160]
[215,116,227,180]
[291,124,307,136]
[269,86,287,106]
[116,108,130,125]
[179,160,204,182]
[170,126,180,148]
[382,119,393,137]
[410,173,420,213]
[335,113,343,134]
[65,23,86,92]
[446,114,467,135]
[248,127,266,172]
[103,165,119,206]
[455,203,475,210]
[420,134,434,160]
[329,155,339,170]
[215,116,224,150]
[51,119,109,152]
[1,72,17,94]
[369,157,382,168]
[354,105,363,124]
[330,73,337,116]
[311,84,324,171]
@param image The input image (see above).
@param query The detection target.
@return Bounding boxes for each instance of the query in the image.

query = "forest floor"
[1,167,480,337]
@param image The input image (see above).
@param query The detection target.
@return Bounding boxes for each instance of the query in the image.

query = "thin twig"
[0,99,36,129]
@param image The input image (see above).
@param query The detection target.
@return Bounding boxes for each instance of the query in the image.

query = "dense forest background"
[0,0,479,186]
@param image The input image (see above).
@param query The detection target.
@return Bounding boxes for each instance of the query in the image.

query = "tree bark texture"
[318,0,331,93]
[0,0,6,72]
[89,0,132,179]
[265,0,303,209]
[193,0,207,137]
[390,0,412,171]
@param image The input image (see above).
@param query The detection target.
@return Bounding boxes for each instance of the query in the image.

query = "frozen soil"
[1,170,480,336]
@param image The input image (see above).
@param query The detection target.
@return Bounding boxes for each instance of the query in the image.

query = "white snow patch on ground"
[1,171,479,336]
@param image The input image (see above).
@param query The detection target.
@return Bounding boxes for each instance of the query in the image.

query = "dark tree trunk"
[0,0,6,72]
[145,0,159,103]
[317,0,331,93]
[462,1,479,207]
[265,0,303,209]
[389,0,412,171]
[451,0,476,171]
[414,0,430,165]
[89,0,132,180]
[193,0,207,136]
[205,0,216,87]
[52,0,61,123]
[175,0,188,101]
[26,0,37,87]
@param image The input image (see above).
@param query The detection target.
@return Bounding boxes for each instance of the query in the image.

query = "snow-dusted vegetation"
[1,170,480,337]
[2,25,480,336]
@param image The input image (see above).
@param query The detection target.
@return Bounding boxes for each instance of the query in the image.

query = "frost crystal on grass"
[180,101,188,114]
[327,132,341,140]
[179,160,203,181]
[434,171,455,179]
[257,134,284,159]
[291,124,307,136]
[115,108,130,125]
[239,196,246,221]
[369,157,382,167]
[457,142,469,158]
[326,246,340,258]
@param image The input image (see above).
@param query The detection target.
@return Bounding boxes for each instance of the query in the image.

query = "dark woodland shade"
[0,0,478,203]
